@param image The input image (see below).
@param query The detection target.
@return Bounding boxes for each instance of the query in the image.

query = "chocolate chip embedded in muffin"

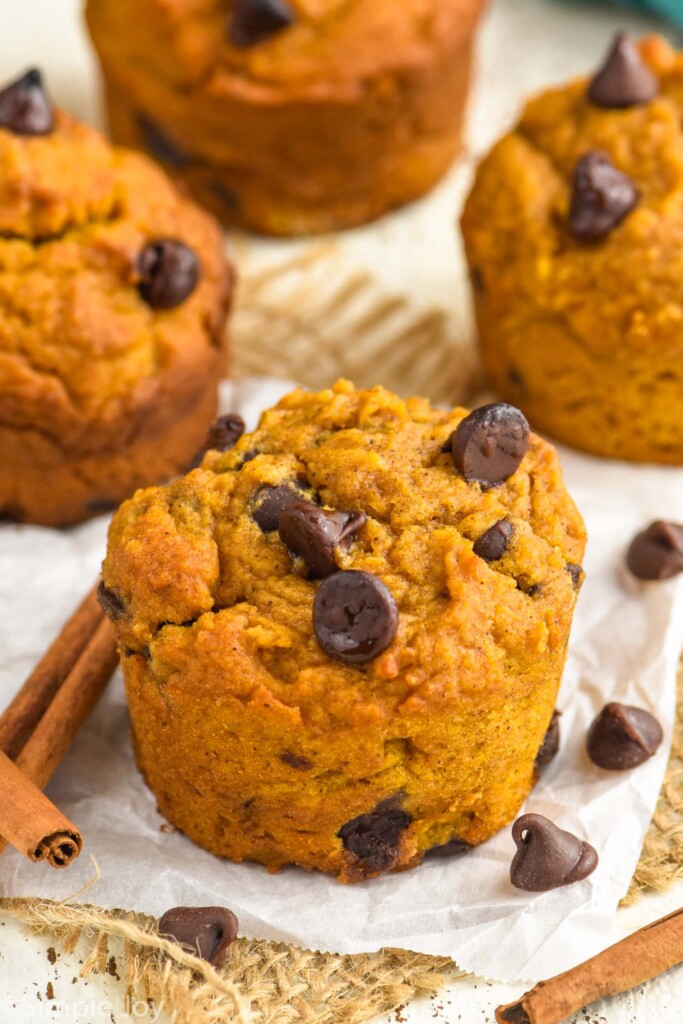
[566,563,584,589]
[568,151,639,243]
[251,483,308,533]
[313,570,398,665]
[136,239,201,309]
[280,751,313,771]
[97,581,126,621]
[510,813,598,892]
[158,905,238,966]
[228,0,295,49]
[279,502,367,578]
[535,709,561,769]
[338,798,412,878]
[626,520,683,580]
[588,32,658,109]
[453,403,529,486]
[0,68,54,136]
[473,520,513,562]
[205,414,245,453]
[137,113,189,168]
[423,837,473,860]
[586,702,663,770]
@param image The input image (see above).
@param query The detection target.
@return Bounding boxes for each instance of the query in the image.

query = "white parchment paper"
[1,377,682,984]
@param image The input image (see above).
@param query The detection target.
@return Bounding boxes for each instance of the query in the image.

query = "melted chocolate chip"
[473,519,513,562]
[453,404,529,486]
[587,702,663,771]
[205,414,245,453]
[510,813,598,892]
[228,0,295,48]
[338,798,411,875]
[158,906,238,966]
[0,68,54,136]
[535,710,561,769]
[423,838,473,860]
[137,114,189,168]
[97,581,126,621]
[626,520,683,581]
[280,751,312,771]
[252,483,307,533]
[568,151,638,243]
[588,32,658,109]
[279,502,366,577]
[137,239,200,309]
[313,570,398,665]
[566,563,584,588]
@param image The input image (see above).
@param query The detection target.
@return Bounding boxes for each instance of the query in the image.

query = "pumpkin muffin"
[100,380,586,882]
[462,33,683,463]
[85,0,486,235]
[0,68,233,527]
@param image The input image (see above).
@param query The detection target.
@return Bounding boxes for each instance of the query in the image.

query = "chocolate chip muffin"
[0,69,233,526]
[85,0,485,235]
[100,380,586,882]
[462,33,683,463]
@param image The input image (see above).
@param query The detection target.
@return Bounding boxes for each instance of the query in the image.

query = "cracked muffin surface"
[462,34,683,464]
[0,70,233,526]
[86,0,485,235]
[101,380,586,882]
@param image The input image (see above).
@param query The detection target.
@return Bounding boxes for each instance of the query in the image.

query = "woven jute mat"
[1,249,680,1022]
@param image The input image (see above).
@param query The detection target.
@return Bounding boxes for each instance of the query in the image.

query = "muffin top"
[102,381,586,732]
[0,70,232,448]
[462,34,683,361]
[87,0,484,95]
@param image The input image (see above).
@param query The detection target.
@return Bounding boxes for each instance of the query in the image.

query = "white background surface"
[0,0,682,1020]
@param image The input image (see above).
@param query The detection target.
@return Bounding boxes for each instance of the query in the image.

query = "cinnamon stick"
[0,584,102,760]
[496,906,683,1024]
[0,747,82,868]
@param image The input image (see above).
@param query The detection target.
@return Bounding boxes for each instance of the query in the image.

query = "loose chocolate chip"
[568,151,638,243]
[252,483,307,533]
[566,563,584,588]
[137,239,200,309]
[453,403,529,486]
[158,906,238,966]
[587,702,663,771]
[626,520,683,581]
[510,813,598,892]
[473,519,513,562]
[423,838,473,860]
[588,32,658,109]
[137,114,189,168]
[279,502,367,578]
[280,751,312,770]
[0,68,54,136]
[338,798,411,875]
[205,414,245,453]
[313,570,398,665]
[228,0,295,48]
[535,710,561,769]
[97,581,126,621]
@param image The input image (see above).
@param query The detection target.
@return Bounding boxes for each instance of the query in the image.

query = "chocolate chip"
[473,520,513,562]
[453,403,529,486]
[566,563,584,588]
[423,838,473,860]
[526,583,543,598]
[440,431,456,454]
[535,710,561,769]
[313,570,398,665]
[338,798,411,876]
[158,906,238,966]
[252,483,307,533]
[588,32,658,109]
[626,520,683,580]
[228,0,295,48]
[280,751,312,770]
[279,502,367,578]
[137,114,189,168]
[587,702,663,771]
[510,813,598,892]
[137,239,200,309]
[205,414,245,453]
[0,69,54,136]
[568,151,638,243]
[97,581,126,621]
